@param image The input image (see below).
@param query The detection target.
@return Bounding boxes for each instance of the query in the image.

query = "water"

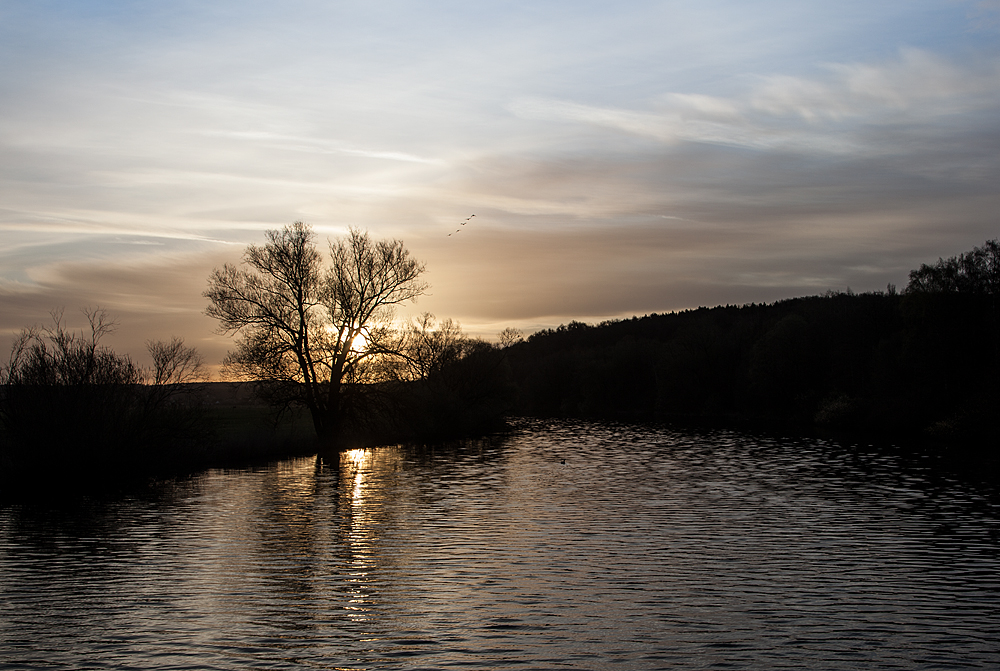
[1,419,999,670]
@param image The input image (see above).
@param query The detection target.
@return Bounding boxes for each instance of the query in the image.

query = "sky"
[1,0,999,371]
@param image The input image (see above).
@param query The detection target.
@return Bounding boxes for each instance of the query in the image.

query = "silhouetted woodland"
[3,238,997,499]
[334,329,516,445]
[0,310,210,495]
[0,308,515,498]
[504,239,1000,448]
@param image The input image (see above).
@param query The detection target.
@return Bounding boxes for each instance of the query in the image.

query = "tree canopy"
[906,238,1000,295]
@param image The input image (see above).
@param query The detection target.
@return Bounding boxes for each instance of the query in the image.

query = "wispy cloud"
[204,131,445,165]
[750,50,1000,119]
[511,50,1000,155]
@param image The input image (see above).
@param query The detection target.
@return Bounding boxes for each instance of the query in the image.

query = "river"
[1,419,998,669]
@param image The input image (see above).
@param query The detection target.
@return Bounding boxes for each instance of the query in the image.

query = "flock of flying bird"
[447,214,475,236]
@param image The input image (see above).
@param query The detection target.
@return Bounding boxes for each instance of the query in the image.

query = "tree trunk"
[320,377,342,447]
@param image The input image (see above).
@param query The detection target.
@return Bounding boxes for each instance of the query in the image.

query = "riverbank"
[4,376,995,502]
[0,382,320,501]
[0,378,514,501]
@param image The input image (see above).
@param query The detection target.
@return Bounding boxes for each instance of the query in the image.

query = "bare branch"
[147,337,208,385]
[204,221,428,441]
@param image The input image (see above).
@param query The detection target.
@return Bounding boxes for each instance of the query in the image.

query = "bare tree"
[204,222,427,442]
[396,313,467,381]
[2,308,140,387]
[146,337,208,386]
[498,327,524,349]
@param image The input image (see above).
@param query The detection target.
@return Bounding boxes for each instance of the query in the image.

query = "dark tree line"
[5,232,995,498]
[907,239,1000,295]
[504,239,1000,446]
[0,309,208,493]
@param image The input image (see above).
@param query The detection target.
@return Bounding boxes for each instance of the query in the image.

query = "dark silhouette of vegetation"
[335,314,516,445]
[147,335,207,386]
[504,239,1000,450]
[0,309,209,496]
[907,239,1000,295]
[205,223,428,443]
[5,233,995,499]
[205,222,512,446]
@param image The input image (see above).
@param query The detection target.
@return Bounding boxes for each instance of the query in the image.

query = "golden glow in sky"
[1,1,998,369]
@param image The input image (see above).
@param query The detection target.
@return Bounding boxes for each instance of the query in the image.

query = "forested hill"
[504,240,1000,446]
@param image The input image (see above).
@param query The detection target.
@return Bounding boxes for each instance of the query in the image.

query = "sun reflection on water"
[340,447,378,623]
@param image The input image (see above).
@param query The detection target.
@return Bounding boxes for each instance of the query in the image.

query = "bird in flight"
[447,215,475,236]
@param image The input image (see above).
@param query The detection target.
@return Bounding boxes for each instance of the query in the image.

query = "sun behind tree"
[204,222,427,444]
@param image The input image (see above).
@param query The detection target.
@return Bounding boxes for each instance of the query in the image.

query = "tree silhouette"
[204,222,427,443]
[906,239,1000,295]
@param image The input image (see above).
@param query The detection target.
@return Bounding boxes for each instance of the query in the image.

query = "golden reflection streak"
[345,448,368,505]
[341,447,376,622]
[338,446,408,624]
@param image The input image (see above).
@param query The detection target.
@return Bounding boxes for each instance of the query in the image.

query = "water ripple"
[2,420,999,669]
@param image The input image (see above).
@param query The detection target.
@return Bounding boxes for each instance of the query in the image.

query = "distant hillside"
[504,240,1000,448]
